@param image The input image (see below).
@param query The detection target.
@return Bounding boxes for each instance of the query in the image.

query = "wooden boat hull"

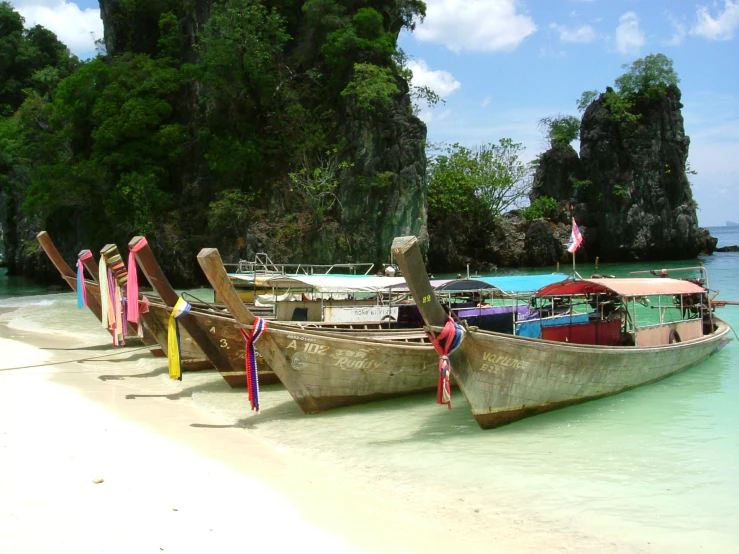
[196,247,450,413]
[143,301,280,387]
[444,318,731,428]
[390,234,734,430]
[63,274,164,353]
[243,323,439,413]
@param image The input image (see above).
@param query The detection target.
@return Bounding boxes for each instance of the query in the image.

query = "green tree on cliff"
[538,114,580,147]
[0,2,78,115]
[577,53,680,117]
[428,139,530,222]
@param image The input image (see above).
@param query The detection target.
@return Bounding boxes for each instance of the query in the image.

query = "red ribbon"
[426,318,461,410]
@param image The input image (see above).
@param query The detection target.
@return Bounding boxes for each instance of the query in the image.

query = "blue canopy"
[434,274,568,294]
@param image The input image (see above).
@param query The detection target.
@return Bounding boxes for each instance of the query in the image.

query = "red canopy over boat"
[535,278,705,298]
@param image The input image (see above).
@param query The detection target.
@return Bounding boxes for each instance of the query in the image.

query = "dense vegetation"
[427,140,530,224]
[0,0,694,278]
[0,0,429,278]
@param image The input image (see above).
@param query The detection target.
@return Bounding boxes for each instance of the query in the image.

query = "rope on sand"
[0,345,154,372]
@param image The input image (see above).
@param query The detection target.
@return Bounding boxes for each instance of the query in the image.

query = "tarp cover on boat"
[534,278,705,298]
[434,274,567,294]
[253,274,408,293]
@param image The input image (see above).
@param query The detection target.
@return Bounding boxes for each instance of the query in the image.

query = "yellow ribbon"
[167,298,192,380]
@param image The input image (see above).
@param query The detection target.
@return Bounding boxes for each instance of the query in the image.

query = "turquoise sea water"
[2,230,738,552]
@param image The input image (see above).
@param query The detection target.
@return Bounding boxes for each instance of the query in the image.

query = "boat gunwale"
[429,317,731,353]
[263,321,432,348]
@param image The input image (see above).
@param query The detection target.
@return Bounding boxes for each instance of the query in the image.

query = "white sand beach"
[0,295,695,554]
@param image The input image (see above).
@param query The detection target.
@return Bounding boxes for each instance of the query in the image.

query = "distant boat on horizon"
[727,221,739,226]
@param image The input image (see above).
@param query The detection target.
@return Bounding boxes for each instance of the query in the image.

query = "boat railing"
[627,265,709,289]
[234,252,374,276]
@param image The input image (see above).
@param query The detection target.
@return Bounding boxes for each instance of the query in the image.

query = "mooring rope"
[0,345,154,372]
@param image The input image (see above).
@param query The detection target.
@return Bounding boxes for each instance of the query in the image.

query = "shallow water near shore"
[2,238,738,552]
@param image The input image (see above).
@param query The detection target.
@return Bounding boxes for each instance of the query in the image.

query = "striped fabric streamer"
[76,251,93,308]
[108,267,121,346]
[426,318,465,410]
[167,298,192,381]
[126,238,147,324]
[238,316,268,413]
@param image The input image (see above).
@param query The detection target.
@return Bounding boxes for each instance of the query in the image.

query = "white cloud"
[415,0,537,53]
[481,96,492,109]
[12,1,103,57]
[615,11,645,54]
[539,44,567,58]
[406,59,461,99]
[550,23,596,43]
[417,108,452,124]
[663,13,687,46]
[436,109,452,121]
[690,0,739,40]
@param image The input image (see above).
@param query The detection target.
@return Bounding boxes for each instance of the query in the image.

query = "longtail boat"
[36,231,163,355]
[392,235,733,429]
[197,247,442,413]
[125,237,282,387]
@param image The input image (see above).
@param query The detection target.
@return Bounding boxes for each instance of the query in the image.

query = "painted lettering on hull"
[335,358,383,372]
[480,351,529,372]
[331,349,369,360]
[287,334,316,343]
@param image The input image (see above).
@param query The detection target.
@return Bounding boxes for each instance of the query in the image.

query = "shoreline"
[2,293,724,553]
[0,296,566,554]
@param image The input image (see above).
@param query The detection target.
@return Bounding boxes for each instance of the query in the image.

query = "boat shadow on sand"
[42,343,123,352]
[98,364,169,381]
[124,375,243,401]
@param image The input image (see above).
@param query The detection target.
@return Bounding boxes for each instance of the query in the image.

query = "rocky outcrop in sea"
[429,84,715,271]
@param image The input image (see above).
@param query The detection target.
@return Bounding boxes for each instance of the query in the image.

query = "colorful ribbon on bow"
[76,251,93,308]
[426,318,465,410]
[168,298,192,381]
[239,316,268,413]
[127,238,147,325]
[99,256,110,330]
[108,266,125,346]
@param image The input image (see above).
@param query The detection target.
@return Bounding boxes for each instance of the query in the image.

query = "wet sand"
[0,296,641,554]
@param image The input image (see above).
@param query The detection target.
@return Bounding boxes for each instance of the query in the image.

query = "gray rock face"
[98,0,213,59]
[339,82,428,265]
[528,85,716,262]
[428,84,715,272]
[530,143,580,216]
[2,1,427,283]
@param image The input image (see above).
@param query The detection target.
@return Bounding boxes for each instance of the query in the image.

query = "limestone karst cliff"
[3,0,428,284]
[532,84,715,261]
[428,84,715,271]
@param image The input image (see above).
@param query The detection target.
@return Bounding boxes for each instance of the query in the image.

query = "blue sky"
[10,0,739,226]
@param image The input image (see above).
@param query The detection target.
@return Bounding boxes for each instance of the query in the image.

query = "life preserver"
[669,329,681,344]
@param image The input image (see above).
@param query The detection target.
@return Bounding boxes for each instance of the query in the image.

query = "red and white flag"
[566,218,583,253]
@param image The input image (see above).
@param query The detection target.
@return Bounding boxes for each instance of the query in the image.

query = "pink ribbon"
[127,238,148,323]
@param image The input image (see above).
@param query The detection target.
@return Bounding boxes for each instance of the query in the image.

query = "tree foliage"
[614,53,679,98]
[428,139,531,221]
[520,195,557,221]
[538,114,580,147]
[576,53,680,119]
[1,0,431,267]
[0,2,78,116]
